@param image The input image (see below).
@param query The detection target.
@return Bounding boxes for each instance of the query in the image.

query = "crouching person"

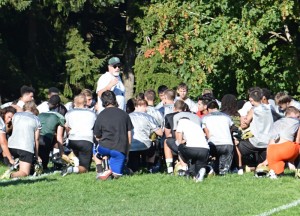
[61,94,97,176]
[176,117,209,182]
[127,99,163,172]
[93,91,133,180]
[259,106,300,179]
[2,101,42,179]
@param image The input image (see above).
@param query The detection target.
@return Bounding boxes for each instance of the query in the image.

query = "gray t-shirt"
[8,112,41,153]
[65,108,97,143]
[270,117,300,142]
[146,106,164,127]
[129,112,160,151]
[249,104,273,148]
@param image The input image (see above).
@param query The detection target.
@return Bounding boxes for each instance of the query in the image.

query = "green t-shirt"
[38,111,65,141]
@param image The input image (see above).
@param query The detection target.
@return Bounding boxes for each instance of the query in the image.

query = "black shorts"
[166,138,178,155]
[238,139,266,164]
[68,140,93,170]
[9,148,34,164]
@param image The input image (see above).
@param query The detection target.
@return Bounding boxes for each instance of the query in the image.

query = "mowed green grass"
[1,165,300,216]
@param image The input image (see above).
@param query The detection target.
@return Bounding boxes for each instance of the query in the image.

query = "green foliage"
[64,28,105,97]
[134,0,300,99]
[0,0,31,10]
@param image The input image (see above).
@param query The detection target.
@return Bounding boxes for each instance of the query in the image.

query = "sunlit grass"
[1,165,300,215]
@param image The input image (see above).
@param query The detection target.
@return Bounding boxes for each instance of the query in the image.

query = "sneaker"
[61,166,73,177]
[0,169,12,180]
[178,169,187,177]
[267,170,277,179]
[12,158,20,170]
[195,168,206,182]
[238,169,244,175]
[96,169,112,181]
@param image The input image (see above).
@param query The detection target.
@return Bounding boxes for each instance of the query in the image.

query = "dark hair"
[237,99,246,110]
[126,98,135,113]
[136,92,145,100]
[249,89,263,102]
[198,93,215,105]
[221,94,239,116]
[157,85,168,94]
[20,85,35,96]
[0,106,17,120]
[101,90,118,108]
[262,88,271,100]
[48,87,60,94]
[247,86,261,95]
[144,89,156,101]
[206,100,219,110]
[275,92,291,105]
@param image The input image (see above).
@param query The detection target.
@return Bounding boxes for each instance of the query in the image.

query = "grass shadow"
[0,177,57,187]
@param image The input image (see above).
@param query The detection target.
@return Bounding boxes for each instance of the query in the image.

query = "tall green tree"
[134,0,300,99]
[0,0,126,101]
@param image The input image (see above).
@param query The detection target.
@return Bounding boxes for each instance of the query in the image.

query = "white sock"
[53,148,60,154]
[73,166,79,173]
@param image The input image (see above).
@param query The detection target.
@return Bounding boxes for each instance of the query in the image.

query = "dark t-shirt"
[39,112,65,141]
[93,107,133,154]
[164,112,178,138]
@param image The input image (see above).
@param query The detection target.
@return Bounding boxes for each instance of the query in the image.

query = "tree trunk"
[123,0,136,101]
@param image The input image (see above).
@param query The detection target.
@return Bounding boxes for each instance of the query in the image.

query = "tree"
[133,0,300,99]
[0,0,126,101]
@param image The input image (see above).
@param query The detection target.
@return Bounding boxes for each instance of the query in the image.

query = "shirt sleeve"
[0,118,6,133]
[176,120,184,133]
[93,117,102,137]
[35,117,42,130]
[127,115,134,131]
[96,73,112,93]
[164,115,171,129]
[55,112,66,127]
[201,116,207,129]
[172,114,179,130]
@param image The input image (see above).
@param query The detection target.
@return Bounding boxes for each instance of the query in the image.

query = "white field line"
[256,198,300,216]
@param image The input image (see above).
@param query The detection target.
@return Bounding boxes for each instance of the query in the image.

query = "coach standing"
[96,57,125,113]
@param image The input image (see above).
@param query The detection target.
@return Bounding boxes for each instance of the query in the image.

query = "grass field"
[1,165,300,216]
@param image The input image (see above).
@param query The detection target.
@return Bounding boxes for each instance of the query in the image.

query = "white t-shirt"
[96,72,125,113]
[290,100,300,111]
[175,97,198,113]
[176,118,209,149]
[202,111,233,145]
[16,100,25,110]
[65,108,97,143]
[238,101,252,117]
[37,101,49,114]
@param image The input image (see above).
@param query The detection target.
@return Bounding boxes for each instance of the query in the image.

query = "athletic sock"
[166,158,173,173]
[96,164,103,173]
[73,166,79,173]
